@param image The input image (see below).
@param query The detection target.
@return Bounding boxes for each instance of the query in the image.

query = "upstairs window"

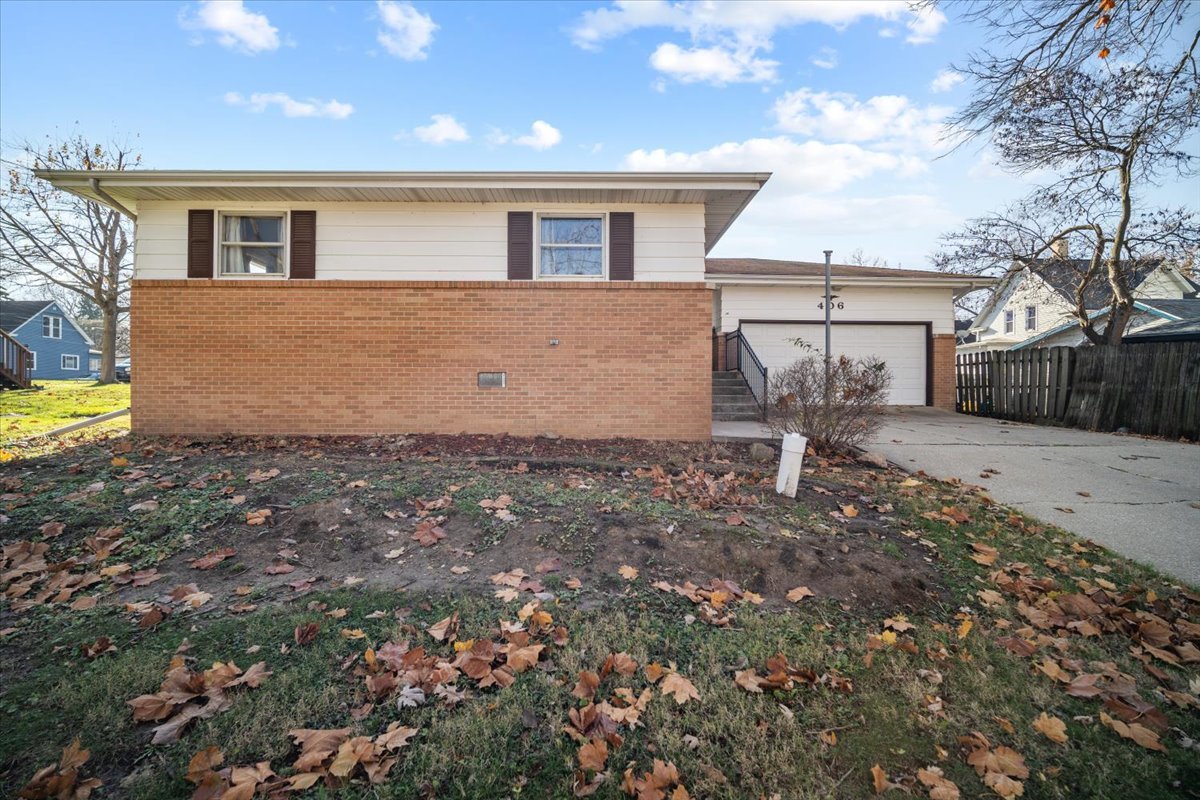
[1003,309,1014,334]
[220,214,286,275]
[1025,305,1037,331]
[539,216,604,277]
[42,315,62,339]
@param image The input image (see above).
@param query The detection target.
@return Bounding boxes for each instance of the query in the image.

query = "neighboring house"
[1121,300,1200,344]
[35,169,983,439]
[0,299,96,380]
[709,259,990,408]
[961,253,1199,352]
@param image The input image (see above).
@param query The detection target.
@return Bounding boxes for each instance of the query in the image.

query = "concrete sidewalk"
[713,410,1200,584]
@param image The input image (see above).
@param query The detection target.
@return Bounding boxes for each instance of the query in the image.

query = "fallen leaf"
[786,586,815,603]
[1032,712,1068,744]
[618,565,639,581]
[659,672,700,705]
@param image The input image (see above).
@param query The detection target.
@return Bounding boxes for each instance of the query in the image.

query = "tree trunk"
[98,302,118,384]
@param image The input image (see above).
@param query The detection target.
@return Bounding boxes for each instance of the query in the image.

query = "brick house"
[35,170,983,439]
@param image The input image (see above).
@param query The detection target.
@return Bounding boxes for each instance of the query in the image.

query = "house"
[708,259,991,409]
[1121,299,1200,344]
[0,299,96,382]
[961,252,1199,352]
[35,169,982,440]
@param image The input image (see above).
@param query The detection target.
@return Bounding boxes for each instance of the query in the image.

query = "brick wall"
[932,334,957,410]
[130,280,713,440]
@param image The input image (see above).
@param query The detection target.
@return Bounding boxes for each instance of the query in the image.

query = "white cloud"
[410,114,469,144]
[569,1,946,86]
[180,0,280,54]
[515,120,562,150]
[224,92,354,119]
[905,5,947,44]
[810,46,838,70]
[376,0,436,60]
[772,88,951,151]
[929,69,964,93]
[649,43,777,85]
[622,135,950,260]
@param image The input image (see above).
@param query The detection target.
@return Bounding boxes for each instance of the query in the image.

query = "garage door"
[740,322,928,405]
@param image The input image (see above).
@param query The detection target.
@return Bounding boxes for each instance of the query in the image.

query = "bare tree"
[937,61,1199,344]
[846,248,890,268]
[1,136,138,382]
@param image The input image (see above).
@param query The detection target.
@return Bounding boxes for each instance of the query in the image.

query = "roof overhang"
[707,273,996,297]
[34,170,771,253]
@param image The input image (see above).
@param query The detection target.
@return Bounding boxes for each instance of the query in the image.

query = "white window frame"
[43,315,62,339]
[535,212,607,280]
[29,352,37,372]
[61,354,80,370]
[1003,309,1014,334]
[1024,305,1037,331]
[216,211,289,279]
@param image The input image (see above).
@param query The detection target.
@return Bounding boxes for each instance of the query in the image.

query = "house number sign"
[816,301,845,309]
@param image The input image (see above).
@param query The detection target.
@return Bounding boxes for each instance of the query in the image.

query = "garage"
[707,257,991,410]
[740,321,930,405]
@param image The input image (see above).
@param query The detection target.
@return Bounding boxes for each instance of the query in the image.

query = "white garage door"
[740,322,928,405]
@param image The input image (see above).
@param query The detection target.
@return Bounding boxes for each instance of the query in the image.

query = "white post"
[775,433,807,497]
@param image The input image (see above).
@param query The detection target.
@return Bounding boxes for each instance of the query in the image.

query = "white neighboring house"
[961,255,1199,352]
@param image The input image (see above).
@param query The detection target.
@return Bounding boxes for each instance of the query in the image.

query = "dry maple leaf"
[578,738,608,772]
[734,669,764,693]
[870,764,891,794]
[840,504,859,518]
[618,565,639,581]
[190,547,236,570]
[786,586,815,603]
[659,672,700,705]
[1100,712,1166,752]
[411,520,446,547]
[1032,712,1068,744]
[916,766,959,800]
[427,612,459,642]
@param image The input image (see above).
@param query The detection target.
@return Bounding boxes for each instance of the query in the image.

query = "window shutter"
[507,211,533,280]
[609,212,634,281]
[187,210,214,278]
[290,210,317,279]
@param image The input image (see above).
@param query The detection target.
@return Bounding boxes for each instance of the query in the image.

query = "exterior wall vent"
[478,372,506,388]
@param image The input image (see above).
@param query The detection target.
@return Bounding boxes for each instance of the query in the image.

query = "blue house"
[0,300,97,381]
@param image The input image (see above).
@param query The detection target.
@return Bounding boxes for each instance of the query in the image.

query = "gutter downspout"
[88,178,136,222]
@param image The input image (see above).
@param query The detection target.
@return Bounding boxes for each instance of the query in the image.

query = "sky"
[1,0,1196,269]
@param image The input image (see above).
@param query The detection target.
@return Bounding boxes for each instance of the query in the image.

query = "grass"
[1,435,1197,799]
[0,379,130,443]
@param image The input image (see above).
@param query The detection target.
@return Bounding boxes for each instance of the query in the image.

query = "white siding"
[134,202,705,282]
[715,284,957,334]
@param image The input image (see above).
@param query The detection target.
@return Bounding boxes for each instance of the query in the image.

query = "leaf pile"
[17,739,102,800]
[733,652,853,696]
[285,723,418,790]
[638,466,760,509]
[128,657,271,744]
[651,578,763,627]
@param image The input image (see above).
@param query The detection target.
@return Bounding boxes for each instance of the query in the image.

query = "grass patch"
[1,379,130,449]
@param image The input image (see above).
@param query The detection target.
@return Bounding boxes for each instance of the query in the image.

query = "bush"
[766,355,892,454]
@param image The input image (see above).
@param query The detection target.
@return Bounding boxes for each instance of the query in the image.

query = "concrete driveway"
[868,409,1200,585]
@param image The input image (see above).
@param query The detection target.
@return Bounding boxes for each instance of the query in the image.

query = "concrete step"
[712,385,753,396]
[713,400,762,412]
[713,411,765,422]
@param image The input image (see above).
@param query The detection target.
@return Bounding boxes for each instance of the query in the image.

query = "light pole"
[824,249,833,413]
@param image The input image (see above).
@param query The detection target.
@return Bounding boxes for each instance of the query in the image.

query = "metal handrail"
[723,330,768,420]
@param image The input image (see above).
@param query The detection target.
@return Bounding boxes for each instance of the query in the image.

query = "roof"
[33,170,771,254]
[0,299,53,333]
[1020,257,1165,307]
[1134,298,1200,320]
[1122,318,1200,343]
[705,258,993,289]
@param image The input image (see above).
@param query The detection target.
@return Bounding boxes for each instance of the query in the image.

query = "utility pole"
[823,249,833,413]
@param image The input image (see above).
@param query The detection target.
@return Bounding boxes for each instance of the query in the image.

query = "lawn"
[0,379,130,448]
[0,433,1197,799]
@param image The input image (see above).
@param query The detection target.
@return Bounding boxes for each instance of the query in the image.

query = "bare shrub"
[766,355,892,454]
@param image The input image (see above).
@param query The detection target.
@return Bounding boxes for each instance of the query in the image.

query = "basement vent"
[478,372,506,388]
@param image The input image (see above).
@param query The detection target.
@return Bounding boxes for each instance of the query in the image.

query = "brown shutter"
[290,210,316,279]
[187,210,214,278]
[609,212,634,281]
[507,211,533,280]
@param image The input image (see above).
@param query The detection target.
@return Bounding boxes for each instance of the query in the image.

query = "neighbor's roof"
[1134,298,1200,320]
[33,170,771,254]
[1123,318,1200,343]
[0,299,53,333]
[1020,257,1166,308]
[705,258,993,289]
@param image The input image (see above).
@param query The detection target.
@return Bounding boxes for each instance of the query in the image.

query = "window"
[1025,305,1037,331]
[539,216,604,277]
[43,315,62,338]
[61,354,79,370]
[29,352,37,371]
[219,214,286,275]
[89,355,100,372]
[1003,310,1014,334]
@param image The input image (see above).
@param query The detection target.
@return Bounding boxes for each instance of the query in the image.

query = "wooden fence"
[956,342,1200,439]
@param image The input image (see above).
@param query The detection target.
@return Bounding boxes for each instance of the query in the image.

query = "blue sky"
[1,0,1195,267]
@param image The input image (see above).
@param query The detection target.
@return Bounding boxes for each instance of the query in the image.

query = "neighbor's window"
[89,355,100,372]
[42,315,62,339]
[29,352,37,372]
[539,216,604,277]
[220,214,286,275]
[1025,305,1037,331]
[61,354,79,370]
[1003,310,1014,334]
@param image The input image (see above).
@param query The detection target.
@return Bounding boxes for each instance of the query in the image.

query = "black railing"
[723,330,768,420]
